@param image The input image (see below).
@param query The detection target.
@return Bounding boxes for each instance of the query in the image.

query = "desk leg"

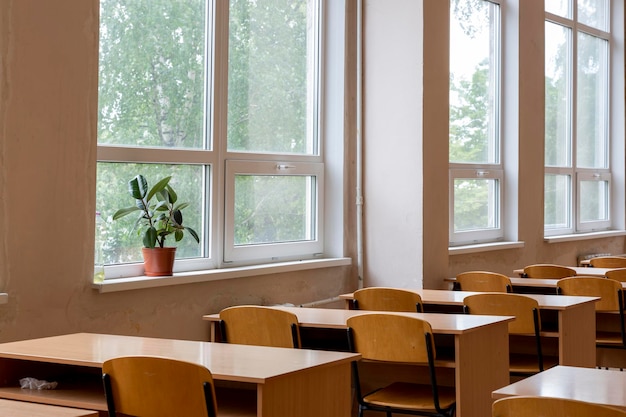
[257,362,352,417]
[559,303,596,367]
[455,322,509,417]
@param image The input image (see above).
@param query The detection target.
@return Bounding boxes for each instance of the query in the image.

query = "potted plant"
[113,174,199,276]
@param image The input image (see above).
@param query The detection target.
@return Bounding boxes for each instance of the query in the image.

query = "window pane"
[578,0,609,31]
[453,178,499,232]
[546,0,571,17]
[98,0,207,149]
[449,0,500,164]
[227,0,318,154]
[545,22,571,167]
[580,179,609,222]
[577,32,608,169]
[96,163,205,264]
[234,175,316,245]
[544,174,571,229]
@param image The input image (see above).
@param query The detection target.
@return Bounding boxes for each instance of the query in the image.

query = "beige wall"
[0,0,357,342]
[0,0,623,343]
[362,0,626,289]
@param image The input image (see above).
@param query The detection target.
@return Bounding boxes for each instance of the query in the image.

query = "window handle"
[276,164,296,170]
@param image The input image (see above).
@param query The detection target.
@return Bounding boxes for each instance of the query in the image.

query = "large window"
[96,0,327,278]
[449,0,503,246]
[545,0,611,235]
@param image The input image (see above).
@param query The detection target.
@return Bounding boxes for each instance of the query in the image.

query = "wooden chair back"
[102,356,217,417]
[492,396,626,417]
[219,305,301,348]
[347,313,434,362]
[346,313,457,417]
[353,287,423,312]
[590,256,626,268]
[456,271,512,292]
[522,264,576,279]
[463,293,540,335]
[557,277,623,312]
[606,268,626,282]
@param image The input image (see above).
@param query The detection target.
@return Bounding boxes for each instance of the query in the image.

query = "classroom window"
[96,0,330,279]
[544,0,611,235]
[449,0,503,245]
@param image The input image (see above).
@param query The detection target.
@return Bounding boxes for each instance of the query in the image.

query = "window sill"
[0,293,8,304]
[449,241,525,255]
[92,257,352,293]
[544,230,626,243]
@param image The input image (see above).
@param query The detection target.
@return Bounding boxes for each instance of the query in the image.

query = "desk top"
[446,276,626,289]
[513,266,613,277]
[338,289,598,310]
[0,333,359,384]
[492,365,626,409]
[0,399,98,417]
[203,306,514,335]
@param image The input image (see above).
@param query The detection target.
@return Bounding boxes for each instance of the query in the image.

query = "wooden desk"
[445,276,626,294]
[0,399,98,417]
[339,289,597,367]
[492,365,626,411]
[0,333,359,417]
[204,307,513,417]
[513,266,613,277]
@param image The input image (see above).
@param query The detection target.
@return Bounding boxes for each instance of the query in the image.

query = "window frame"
[544,2,613,237]
[448,0,505,246]
[96,0,340,280]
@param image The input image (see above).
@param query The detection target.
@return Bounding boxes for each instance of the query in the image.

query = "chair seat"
[363,382,456,411]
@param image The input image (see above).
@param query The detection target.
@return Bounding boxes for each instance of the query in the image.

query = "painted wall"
[362,0,626,289]
[0,0,357,343]
[0,0,623,343]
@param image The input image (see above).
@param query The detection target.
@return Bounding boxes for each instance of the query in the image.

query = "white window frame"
[96,0,344,280]
[449,0,504,246]
[544,2,613,237]
[449,167,504,245]
[224,160,324,264]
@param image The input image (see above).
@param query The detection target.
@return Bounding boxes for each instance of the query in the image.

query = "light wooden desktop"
[492,365,626,411]
[513,266,614,277]
[204,306,513,417]
[0,333,359,417]
[0,399,98,417]
[445,275,626,294]
[339,289,598,367]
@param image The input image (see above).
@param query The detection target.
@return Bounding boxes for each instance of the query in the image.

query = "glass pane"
[580,179,609,222]
[578,0,609,31]
[545,0,571,17]
[449,0,500,164]
[98,0,207,149]
[545,22,571,167]
[453,178,499,232]
[228,0,318,155]
[96,163,205,264]
[577,32,608,169]
[544,174,571,229]
[234,175,316,245]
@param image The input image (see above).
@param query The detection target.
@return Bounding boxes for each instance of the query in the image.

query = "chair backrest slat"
[523,264,576,279]
[219,305,301,348]
[456,271,512,292]
[353,287,423,312]
[493,396,626,417]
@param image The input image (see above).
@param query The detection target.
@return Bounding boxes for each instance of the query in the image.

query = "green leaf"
[146,176,171,203]
[112,206,140,220]
[174,229,183,242]
[143,227,158,248]
[186,227,200,243]
[165,184,178,204]
[172,209,183,226]
[128,175,148,200]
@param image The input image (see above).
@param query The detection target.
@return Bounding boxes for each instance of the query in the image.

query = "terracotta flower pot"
[141,247,177,277]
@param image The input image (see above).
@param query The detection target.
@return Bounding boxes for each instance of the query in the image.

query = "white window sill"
[92,257,352,293]
[0,293,8,304]
[449,241,525,255]
[544,230,626,243]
